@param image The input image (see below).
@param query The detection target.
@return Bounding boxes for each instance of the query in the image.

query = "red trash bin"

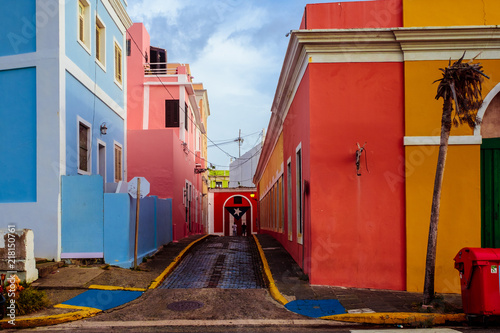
[454,247,500,315]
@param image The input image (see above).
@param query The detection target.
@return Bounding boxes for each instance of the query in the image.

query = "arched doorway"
[479,84,500,247]
[223,195,252,236]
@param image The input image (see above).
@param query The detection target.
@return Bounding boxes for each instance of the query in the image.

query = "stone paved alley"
[160,236,266,289]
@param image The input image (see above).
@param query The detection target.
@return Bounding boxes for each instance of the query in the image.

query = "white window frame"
[113,141,123,183]
[296,143,303,244]
[95,14,106,71]
[287,157,293,241]
[280,175,285,234]
[77,116,92,175]
[97,139,107,182]
[114,38,123,89]
[77,0,91,54]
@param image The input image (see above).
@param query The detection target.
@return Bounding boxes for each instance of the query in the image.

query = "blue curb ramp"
[285,299,346,318]
[61,289,143,311]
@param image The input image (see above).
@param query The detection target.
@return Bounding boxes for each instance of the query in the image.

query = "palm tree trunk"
[423,97,453,305]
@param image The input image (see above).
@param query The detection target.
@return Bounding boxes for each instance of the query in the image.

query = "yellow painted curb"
[253,234,289,306]
[88,284,146,292]
[149,234,210,289]
[320,312,467,325]
[0,304,101,329]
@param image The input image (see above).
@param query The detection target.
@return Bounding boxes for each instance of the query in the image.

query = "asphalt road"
[19,323,500,332]
[12,236,500,332]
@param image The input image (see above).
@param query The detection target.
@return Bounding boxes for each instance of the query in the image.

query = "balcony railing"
[144,63,178,75]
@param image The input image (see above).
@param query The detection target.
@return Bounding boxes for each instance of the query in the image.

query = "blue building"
[0,0,132,260]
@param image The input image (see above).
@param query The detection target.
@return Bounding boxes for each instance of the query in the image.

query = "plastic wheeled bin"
[454,247,500,315]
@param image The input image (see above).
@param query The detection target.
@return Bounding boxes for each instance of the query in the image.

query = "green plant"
[13,287,50,315]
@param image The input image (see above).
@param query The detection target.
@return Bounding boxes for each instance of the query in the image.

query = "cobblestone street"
[160,236,266,289]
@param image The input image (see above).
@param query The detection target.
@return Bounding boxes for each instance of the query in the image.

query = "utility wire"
[126,30,239,164]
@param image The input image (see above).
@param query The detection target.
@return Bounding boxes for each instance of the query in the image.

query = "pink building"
[126,23,208,240]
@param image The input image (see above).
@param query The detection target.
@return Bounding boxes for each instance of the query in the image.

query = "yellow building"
[403,0,500,292]
[194,83,210,233]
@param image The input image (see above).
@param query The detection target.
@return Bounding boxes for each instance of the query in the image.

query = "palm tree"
[423,53,489,305]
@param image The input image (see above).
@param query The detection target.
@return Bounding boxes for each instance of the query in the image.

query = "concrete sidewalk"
[254,233,465,326]
[0,234,207,329]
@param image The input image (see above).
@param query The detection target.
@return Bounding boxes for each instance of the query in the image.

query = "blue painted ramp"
[285,299,346,318]
[61,289,143,311]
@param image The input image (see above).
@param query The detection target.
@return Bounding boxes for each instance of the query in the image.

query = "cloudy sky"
[127,0,369,168]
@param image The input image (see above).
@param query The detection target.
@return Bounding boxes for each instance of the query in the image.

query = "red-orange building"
[209,189,258,237]
[254,0,500,292]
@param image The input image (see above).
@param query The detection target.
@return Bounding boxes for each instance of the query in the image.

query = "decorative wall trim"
[254,25,500,183]
[404,135,482,146]
[393,26,500,61]
[65,56,125,119]
[475,82,500,136]
[143,85,149,130]
[108,0,133,30]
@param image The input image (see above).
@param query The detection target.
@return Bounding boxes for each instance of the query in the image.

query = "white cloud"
[128,0,187,26]
[126,0,286,167]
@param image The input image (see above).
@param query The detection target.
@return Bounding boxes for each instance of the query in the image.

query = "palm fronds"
[434,53,489,129]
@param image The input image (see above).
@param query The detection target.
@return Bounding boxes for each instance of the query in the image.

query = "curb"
[0,234,209,329]
[321,312,466,325]
[0,304,101,330]
[88,284,147,292]
[253,235,467,326]
[149,234,210,289]
[252,234,289,306]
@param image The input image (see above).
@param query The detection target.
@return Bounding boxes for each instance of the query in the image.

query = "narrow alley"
[160,236,266,289]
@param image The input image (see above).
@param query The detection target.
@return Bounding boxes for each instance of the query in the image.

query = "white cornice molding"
[393,26,500,61]
[404,135,482,146]
[109,0,133,30]
[254,25,500,183]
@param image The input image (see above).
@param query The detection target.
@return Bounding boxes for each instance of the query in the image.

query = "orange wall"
[307,62,406,290]
[403,0,500,27]
[258,133,284,198]
[300,0,402,29]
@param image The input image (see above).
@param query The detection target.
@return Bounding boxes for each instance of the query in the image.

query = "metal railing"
[144,63,178,75]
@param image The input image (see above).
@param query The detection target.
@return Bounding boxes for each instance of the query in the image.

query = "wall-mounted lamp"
[194,167,208,174]
[100,122,108,135]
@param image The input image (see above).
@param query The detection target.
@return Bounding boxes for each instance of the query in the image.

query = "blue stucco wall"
[157,198,173,246]
[131,197,157,260]
[65,0,125,109]
[103,195,172,268]
[0,68,37,203]
[65,72,124,181]
[61,175,104,256]
[0,0,36,56]
[104,193,131,266]
[61,176,172,265]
